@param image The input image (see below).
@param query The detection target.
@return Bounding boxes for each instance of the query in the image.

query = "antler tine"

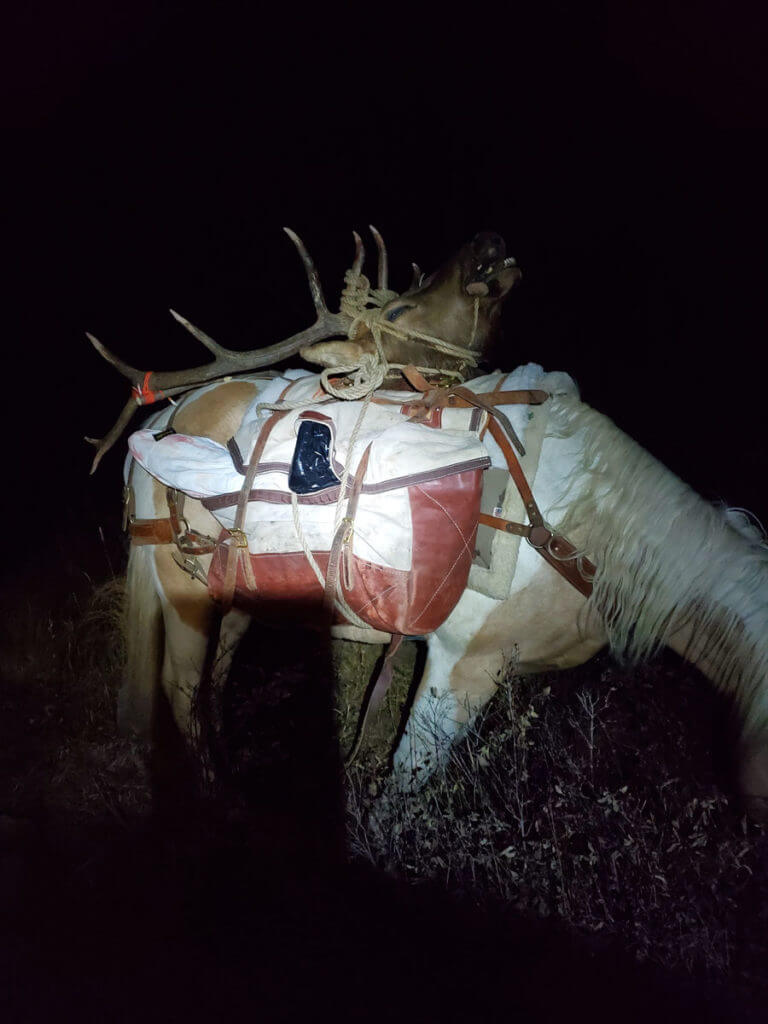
[169,309,230,357]
[369,224,388,291]
[409,262,422,291]
[282,226,328,315]
[85,396,139,474]
[86,227,355,468]
[351,231,365,277]
[86,332,142,384]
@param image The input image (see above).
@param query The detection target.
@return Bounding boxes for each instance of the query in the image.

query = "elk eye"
[385,305,412,322]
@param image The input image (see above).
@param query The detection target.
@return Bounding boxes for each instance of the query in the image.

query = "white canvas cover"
[127,364,577,582]
[128,373,490,573]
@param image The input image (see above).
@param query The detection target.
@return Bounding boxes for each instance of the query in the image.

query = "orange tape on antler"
[131,371,164,405]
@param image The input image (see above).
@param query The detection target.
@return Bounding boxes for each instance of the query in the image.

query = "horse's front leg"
[392,562,606,787]
[392,591,506,785]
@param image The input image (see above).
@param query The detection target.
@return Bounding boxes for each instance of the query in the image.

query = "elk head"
[85,228,520,471]
[301,231,521,376]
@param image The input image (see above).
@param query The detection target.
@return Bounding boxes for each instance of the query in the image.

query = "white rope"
[333,390,373,535]
[320,328,388,399]
[351,302,481,366]
[291,491,326,589]
[290,490,370,629]
[327,268,481,405]
[251,394,334,416]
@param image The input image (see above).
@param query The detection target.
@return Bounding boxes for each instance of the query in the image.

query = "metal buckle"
[171,550,209,586]
[341,515,354,545]
[228,528,249,549]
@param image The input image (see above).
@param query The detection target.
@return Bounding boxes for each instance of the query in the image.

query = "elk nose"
[471,231,506,264]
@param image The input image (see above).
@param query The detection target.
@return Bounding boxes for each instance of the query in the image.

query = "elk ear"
[301,339,374,368]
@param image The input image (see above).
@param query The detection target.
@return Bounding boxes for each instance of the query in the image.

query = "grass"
[0,578,151,826]
[1,574,766,1004]
[345,653,768,999]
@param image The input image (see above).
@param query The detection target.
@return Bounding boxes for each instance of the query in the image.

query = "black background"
[2,9,767,1016]
[4,2,767,581]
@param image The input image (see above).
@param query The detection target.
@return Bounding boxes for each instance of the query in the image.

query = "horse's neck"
[542,404,767,717]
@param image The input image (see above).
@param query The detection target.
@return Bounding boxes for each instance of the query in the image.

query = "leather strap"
[128,495,217,555]
[323,445,372,613]
[484,418,596,598]
[166,488,218,555]
[219,410,286,612]
[129,518,175,545]
[487,419,544,528]
[401,366,549,410]
[398,368,548,457]
[451,387,529,455]
[477,512,528,536]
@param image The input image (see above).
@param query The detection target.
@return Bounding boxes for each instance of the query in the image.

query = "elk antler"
[368,224,388,291]
[85,228,355,472]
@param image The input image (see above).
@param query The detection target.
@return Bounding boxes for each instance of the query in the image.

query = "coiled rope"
[322,269,480,401]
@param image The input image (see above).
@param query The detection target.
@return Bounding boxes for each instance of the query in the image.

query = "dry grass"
[0,579,151,826]
[345,652,768,999]
[1,578,766,1003]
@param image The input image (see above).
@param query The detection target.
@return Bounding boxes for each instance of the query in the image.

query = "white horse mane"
[547,396,768,737]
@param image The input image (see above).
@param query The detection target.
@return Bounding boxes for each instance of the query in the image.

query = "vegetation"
[346,656,768,999]
[1,577,766,1006]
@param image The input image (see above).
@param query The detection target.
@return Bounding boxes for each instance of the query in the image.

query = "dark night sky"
[4,2,767,585]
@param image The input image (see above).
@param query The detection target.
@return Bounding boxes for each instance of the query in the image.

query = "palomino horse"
[89,230,768,818]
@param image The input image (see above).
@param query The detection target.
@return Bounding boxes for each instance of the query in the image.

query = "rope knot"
[368,287,399,308]
[340,269,372,320]
[321,339,388,400]
[323,262,482,402]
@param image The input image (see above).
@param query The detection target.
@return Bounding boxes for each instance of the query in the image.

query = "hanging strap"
[323,444,372,614]
[398,367,549,457]
[219,410,286,613]
[485,418,596,598]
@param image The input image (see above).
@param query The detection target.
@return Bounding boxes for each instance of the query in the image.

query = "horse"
[89,230,768,819]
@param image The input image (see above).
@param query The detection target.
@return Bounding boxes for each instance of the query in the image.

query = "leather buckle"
[228,528,249,549]
[527,524,553,549]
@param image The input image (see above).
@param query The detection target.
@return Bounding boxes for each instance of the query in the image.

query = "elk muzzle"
[463,231,522,298]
